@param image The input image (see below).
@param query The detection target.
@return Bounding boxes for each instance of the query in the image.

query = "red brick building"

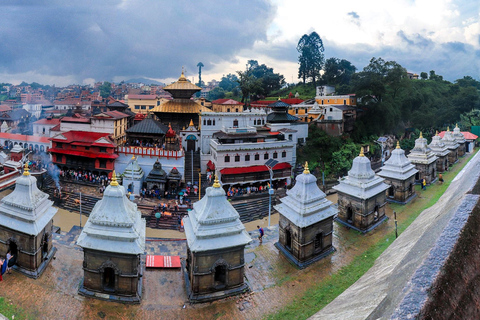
[49,131,118,177]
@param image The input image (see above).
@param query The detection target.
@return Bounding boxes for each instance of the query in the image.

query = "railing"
[116,146,184,159]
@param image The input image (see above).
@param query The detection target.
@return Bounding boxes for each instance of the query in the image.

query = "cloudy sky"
[1,0,479,86]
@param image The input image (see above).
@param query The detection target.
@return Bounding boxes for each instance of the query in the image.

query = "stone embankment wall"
[311,151,480,320]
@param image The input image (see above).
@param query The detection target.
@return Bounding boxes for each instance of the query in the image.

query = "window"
[273,152,278,159]
[207,119,212,125]
[99,147,107,153]
[264,153,269,160]
[157,101,160,106]
[213,119,216,125]
[254,119,257,125]
[56,143,62,149]
[71,145,76,149]
[288,134,293,140]
[282,151,286,158]
[295,109,298,114]
[99,160,107,168]
[314,233,323,249]
[233,119,238,127]
[85,146,90,150]
[235,108,239,112]
[245,154,250,161]
[234,155,240,162]
[203,119,206,126]
[344,99,347,104]
[330,108,332,112]
[262,119,265,125]
[149,106,154,109]
[227,108,230,112]
[141,106,146,110]
[135,105,140,109]
[225,155,230,162]
[255,154,260,161]
[42,127,45,134]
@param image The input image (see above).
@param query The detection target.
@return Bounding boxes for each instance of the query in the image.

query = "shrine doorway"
[103,268,115,292]
[285,229,292,250]
[346,207,354,224]
[214,265,227,288]
[186,135,197,152]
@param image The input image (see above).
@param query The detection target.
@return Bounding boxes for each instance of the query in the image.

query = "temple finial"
[23,162,30,176]
[396,141,400,149]
[303,161,310,174]
[456,123,458,128]
[359,147,365,157]
[213,174,220,188]
[436,130,439,136]
[110,171,119,186]
[131,154,135,160]
[447,126,450,132]
[189,119,194,127]
[419,131,423,138]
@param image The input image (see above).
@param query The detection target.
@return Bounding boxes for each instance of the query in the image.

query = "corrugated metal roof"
[126,118,169,135]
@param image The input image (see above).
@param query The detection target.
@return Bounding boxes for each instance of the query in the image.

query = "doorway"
[214,265,227,288]
[285,229,292,250]
[103,268,115,292]
[347,207,354,224]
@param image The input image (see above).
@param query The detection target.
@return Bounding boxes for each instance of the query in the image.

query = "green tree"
[219,73,239,92]
[99,81,112,98]
[207,87,226,100]
[297,32,325,87]
[460,109,480,129]
[420,72,428,80]
[321,58,356,86]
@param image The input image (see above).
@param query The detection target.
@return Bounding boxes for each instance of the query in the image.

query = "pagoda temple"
[0,163,57,278]
[441,128,459,165]
[274,162,337,268]
[378,142,418,204]
[145,159,167,193]
[333,148,390,232]
[452,124,466,157]
[428,132,450,173]
[151,71,212,132]
[267,99,299,123]
[77,172,146,303]
[122,155,145,196]
[406,132,438,184]
[183,176,251,302]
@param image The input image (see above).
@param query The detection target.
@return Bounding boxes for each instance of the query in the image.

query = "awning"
[207,160,215,171]
[220,162,291,175]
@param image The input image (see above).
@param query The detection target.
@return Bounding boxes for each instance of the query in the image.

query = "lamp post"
[265,159,278,227]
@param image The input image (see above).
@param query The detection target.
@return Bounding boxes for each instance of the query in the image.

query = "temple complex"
[428,132,450,173]
[406,132,438,184]
[76,172,146,303]
[0,163,57,278]
[333,148,390,232]
[378,142,418,204]
[452,124,466,157]
[441,128,460,165]
[151,71,212,132]
[122,155,145,196]
[145,159,167,193]
[183,176,251,302]
[274,162,337,268]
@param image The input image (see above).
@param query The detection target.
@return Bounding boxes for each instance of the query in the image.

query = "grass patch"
[267,150,477,320]
[0,297,32,320]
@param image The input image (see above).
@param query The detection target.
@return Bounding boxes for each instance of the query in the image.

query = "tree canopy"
[297,32,324,87]
[236,60,285,102]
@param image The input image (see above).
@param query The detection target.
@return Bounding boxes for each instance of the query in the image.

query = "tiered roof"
[76,172,145,254]
[0,163,57,235]
[274,163,336,227]
[378,142,418,181]
[145,159,167,184]
[183,176,251,252]
[441,128,460,151]
[333,148,389,199]
[428,132,450,157]
[406,132,438,165]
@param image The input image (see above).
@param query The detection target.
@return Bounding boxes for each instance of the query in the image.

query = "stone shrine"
[122,155,145,196]
[333,148,390,232]
[452,124,466,157]
[378,142,418,204]
[442,128,460,165]
[145,159,167,194]
[0,163,57,278]
[183,176,251,302]
[428,132,450,173]
[274,162,337,268]
[406,132,438,184]
[77,172,146,303]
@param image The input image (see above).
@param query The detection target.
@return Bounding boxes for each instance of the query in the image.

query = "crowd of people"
[60,169,110,186]
[125,139,162,148]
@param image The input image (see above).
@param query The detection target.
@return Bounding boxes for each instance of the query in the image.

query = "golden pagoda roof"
[163,72,202,91]
[151,99,213,114]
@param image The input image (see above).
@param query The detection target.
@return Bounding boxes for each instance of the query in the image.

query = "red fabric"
[146,255,181,268]
[220,162,291,175]
[207,160,215,171]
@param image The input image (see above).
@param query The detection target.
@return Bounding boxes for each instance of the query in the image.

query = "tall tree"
[197,62,204,87]
[219,73,239,92]
[296,32,325,87]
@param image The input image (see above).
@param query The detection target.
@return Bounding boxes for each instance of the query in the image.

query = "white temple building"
[333,148,390,232]
[378,142,418,204]
[452,124,466,157]
[428,132,450,173]
[0,163,57,278]
[274,162,337,268]
[183,176,251,302]
[406,132,438,184]
[77,172,146,303]
[122,155,145,196]
[441,128,460,165]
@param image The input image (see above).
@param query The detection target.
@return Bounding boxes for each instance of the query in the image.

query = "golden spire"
[447,126,450,132]
[131,154,135,161]
[396,141,400,149]
[359,147,365,157]
[189,119,194,127]
[303,161,310,174]
[456,123,459,129]
[179,68,187,81]
[23,162,30,176]
[110,171,119,186]
[213,174,220,188]
[168,123,172,128]
[436,130,439,136]
[419,131,423,138]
